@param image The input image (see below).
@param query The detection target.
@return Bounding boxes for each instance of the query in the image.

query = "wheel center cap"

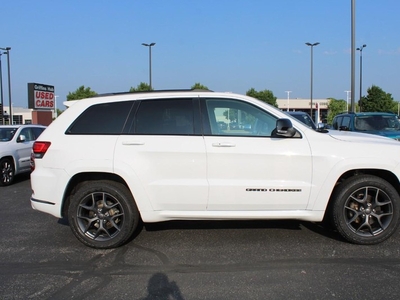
[97,209,105,219]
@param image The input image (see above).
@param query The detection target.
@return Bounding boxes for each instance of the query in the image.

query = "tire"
[68,180,140,249]
[330,175,400,245]
[0,158,15,186]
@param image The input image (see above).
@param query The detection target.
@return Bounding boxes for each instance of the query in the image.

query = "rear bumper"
[31,196,62,218]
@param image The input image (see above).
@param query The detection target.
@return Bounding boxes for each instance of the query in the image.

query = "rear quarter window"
[66,101,134,134]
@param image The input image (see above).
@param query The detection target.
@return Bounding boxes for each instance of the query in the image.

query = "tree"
[56,108,64,117]
[246,88,278,107]
[358,85,396,112]
[67,86,97,101]
[129,82,152,92]
[327,98,348,123]
[191,83,209,90]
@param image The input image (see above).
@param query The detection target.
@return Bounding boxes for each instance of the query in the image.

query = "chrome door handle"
[212,142,236,147]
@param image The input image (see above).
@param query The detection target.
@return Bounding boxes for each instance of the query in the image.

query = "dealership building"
[276,98,331,123]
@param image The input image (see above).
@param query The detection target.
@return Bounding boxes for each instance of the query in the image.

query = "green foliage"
[191,83,209,90]
[327,98,348,123]
[359,85,396,113]
[129,82,153,92]
[66,86,97,101]
[246,88,278,107]
[223,109,237,122]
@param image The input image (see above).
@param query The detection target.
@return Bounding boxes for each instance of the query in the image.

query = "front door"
[202,98,313,211]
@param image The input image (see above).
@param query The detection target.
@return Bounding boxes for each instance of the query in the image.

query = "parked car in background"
[30,90,400,249]
[286,111,317,130]
[332,112,400,140]
[0,124,46,186]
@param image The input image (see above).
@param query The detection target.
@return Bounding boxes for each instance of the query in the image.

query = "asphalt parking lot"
[1,175,400,299]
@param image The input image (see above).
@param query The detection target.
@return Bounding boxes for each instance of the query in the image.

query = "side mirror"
[274,118,297,138]
[17,135,26,143]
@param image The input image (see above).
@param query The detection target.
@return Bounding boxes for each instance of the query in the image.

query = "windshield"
[354,115,400,131]
[0,128,18,142]
[289,113,317,130]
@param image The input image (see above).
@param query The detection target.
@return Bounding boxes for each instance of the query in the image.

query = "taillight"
[32,141,51,158]
[31,141,51,171]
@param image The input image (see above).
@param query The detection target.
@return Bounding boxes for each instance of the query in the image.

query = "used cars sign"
[27,83,55,109]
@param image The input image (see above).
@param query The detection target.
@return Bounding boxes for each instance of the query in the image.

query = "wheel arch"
[324,168,400,218]
[0,155,15,168]
[61,172,131,218]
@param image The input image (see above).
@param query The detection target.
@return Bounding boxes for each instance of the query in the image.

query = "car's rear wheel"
[68,180,140,249]
[0,158,15,186]
[331,175,400,244]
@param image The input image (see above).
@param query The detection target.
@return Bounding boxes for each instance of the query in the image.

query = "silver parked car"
[0,124,46,186]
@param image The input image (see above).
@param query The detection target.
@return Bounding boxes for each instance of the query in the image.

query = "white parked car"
[0,124,46,186]
[30,90,400,248]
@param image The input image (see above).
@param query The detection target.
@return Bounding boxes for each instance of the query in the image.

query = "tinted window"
[19,128,35,141]
[67,101,134,134]
[134,99,194,135]
[341,116,351,129]
[0,127,17,141]
[289,113,316,130]
[332,116,342,129]
[355,115,400,131]
[204,99,277,137]
[32,127,45,139]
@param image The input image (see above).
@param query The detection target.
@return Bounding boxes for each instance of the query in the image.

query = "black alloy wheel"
[68,180,140,249]
[331,175,400,245]
[0,158,15,186]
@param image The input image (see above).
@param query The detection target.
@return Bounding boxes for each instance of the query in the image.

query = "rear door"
[202,98,313,211]
[115,98,208,211]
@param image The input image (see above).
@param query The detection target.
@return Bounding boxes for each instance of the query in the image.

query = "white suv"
[30,90,400,248]
[1,124,46,186]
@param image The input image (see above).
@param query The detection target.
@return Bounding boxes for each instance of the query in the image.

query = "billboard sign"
[28,83,55,109]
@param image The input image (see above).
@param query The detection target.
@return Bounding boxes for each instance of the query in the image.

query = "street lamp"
[285,91,291,111]
[54,95,59,118]
[356,44,367,105]
[0,52,4,125]
[0,47,12,124]
[305,42,320,121]
[141,42,156,90]
[345,90,351,113]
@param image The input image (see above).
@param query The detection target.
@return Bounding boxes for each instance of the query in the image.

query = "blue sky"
[1,0,400,109]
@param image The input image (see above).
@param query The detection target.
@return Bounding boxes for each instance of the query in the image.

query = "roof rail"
[338,111,355,115]
[95,88,214,98]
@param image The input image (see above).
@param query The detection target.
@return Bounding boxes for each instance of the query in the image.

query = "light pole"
[0,52,4,125]
[356,44,366,106]
[54,95,59,118]
[0,47,12,124]
[305,42,319,121]
[345,90,351,113]
[142,43,156,90]
[285,91,291,111]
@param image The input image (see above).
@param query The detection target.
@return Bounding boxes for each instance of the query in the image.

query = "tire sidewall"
[332,175,400,245]
[68,180,139,249]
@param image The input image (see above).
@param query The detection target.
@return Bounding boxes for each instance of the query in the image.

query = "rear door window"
[133,99,196,135]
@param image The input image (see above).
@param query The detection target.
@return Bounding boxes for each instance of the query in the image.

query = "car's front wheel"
[331,175,400,244]
[68,180,140,249]
[0,157,15,186]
